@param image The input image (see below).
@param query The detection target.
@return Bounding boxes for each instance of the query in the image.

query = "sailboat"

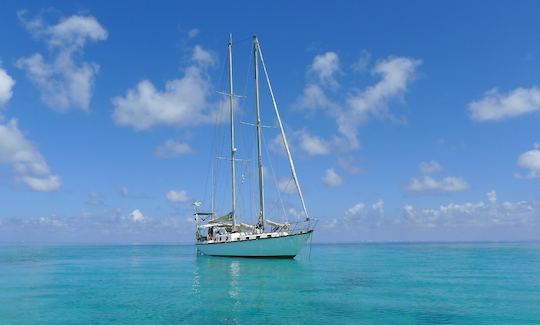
[194,35,316,258]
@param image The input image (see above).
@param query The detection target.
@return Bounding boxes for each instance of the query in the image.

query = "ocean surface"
[1,243,539,324]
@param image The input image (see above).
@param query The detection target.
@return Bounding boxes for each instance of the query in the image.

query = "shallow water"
[1,243,539,324]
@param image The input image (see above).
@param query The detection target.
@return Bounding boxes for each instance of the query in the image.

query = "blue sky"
[1,1,539,243]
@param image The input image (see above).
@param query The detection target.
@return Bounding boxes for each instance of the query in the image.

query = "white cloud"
[338,57,421,148]
[322,217,339,229]
[351,50,371,72]
[310,52,340,87]
[468,87,540,122]
[130,209,145,222]
[403,204,415,217]
[0,63,15,108]
[372,199,384,217]
[403,190,537,227]
[516,145,540,179]
[155,139,192,158]
[22,175,61,192]
[270,129,337,156]
[112,45,220,130]
[192,45,215,66]
[188,28,200,39]
[330,191,539,234]
[344,199,384,224]
[406,175,469,194]
[39,216,65,227]
[277,178,296,194]
[286,207,304,219]
[420,160,443,174]
[297,130,330,155]
[295,54,421,151]
[296,84,338,112]
[16,12,107,111]
[338,156,361,174]
[322,168,343,187]
[0,119,61,191]
[166,190,189,203]
[346,202,366,216]
[268,133,284,155]
[487,190,497,205]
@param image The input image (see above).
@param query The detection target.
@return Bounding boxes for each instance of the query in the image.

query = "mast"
[257,39,310,221]
[228,34,237,230]
[253,36,265,229]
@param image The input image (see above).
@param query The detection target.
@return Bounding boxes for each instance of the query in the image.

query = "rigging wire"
[261,129,289,222]
[201,44,230,212]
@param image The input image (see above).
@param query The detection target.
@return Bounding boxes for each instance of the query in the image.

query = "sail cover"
[237,223,256,232]
[266,219,290,231]
[208,212,233,224]
[198,223,230,229]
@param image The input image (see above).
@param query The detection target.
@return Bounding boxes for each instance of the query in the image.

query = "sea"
[1,243,539,324]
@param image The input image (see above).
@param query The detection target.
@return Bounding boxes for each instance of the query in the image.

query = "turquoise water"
[1,243,539,324]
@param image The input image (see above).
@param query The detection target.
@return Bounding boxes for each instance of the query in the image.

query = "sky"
[0,0,539,243]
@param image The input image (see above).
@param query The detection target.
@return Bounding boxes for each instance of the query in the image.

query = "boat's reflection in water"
[191,256,311,320]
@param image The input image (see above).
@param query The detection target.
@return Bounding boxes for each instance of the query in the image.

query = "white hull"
[196,231,312,258]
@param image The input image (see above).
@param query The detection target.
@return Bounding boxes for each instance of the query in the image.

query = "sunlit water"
[1,243,539,324]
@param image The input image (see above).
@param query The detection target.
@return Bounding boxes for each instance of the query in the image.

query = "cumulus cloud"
[486,190,497,205]
[155,139,192,158]
[295,54,421,152]
[344,199,384,225]
[372,199,384,217]
[326,190,539,237]
[16,12,107,111]
[130,209,145,222]
[420,160,443,174]
[0,119,61,191]
[0,62,15,108]
[297,130,330,155]
[346,202,366,216]
[166,190,189,203]
[468,87,540,122]
[406,175,468,194]
[296,84,338,112]
[310,52,340,87]
[516,145,540,179]
[322,168,343,187]
[112,45,220,130]
[403,190,537,228]
[338,57,421,148]
[407,161,468,194]
[269,130,336,157]
[192,45,215,66]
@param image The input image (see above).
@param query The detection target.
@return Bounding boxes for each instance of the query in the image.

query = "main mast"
[253,36,265,230]
[228,34,237,230]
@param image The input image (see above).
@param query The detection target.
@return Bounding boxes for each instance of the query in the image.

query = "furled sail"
[266,219,290,231]
[237,223,256,232]
[209,212,233,224]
